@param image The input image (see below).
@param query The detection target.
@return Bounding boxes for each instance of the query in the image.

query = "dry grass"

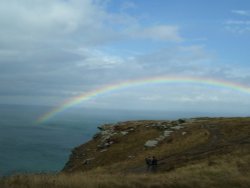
[64,120,210,173]
[1,147,249,188]
[65,122,161,172]
[1,118,250,188]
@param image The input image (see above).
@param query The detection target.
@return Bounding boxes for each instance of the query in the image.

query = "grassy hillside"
[1,117,250,188]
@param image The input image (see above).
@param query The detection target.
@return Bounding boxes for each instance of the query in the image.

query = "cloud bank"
[0,0,249,114]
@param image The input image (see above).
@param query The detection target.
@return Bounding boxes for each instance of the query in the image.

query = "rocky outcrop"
[97,120,186,149]
[144,140,158,147]
[63,119,192,172]
[62,117,250,174]
[96,124,136,150]
[144,120,186,148]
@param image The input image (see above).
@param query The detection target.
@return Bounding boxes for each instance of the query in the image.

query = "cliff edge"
[62,117,250,173]
[1,117,250,188]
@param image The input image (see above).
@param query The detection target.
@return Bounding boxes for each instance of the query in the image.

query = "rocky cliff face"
[62,119,190,172]
[62,117,250,173]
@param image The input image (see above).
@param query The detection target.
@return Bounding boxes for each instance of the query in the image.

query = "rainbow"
[36,75,250,123]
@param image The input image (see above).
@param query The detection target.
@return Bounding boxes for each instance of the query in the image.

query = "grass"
[1,147,249,188]
[1,117,250,187]
[64,120,210,173]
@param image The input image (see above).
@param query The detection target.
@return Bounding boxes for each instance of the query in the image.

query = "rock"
[171,125,184,130]
[100,149,108,152]
[97,126,104,131]
[98,139,114,149]
[154,122,162,126]
[144,140,158,147]
[182,131,187,135]
[121,131,129,136]
[97,144,105,149]
[178,119,186,124]
[156,135,166,141]
[184,118,196,123]
[83,157,95,165]
[171,121,179,126]
[161,125,167,129]
[164,130,173,137]
[98,124,112,131]
[101,135,111,142]
[101,130,112,136]
[128,128,135,132]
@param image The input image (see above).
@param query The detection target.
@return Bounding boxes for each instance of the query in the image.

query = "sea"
[0,104,172,176]
[0,104,242,176]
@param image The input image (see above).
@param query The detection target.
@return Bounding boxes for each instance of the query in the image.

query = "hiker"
[145,156,152,171]
[151,156,158,172]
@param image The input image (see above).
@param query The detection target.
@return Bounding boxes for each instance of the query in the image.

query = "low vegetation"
[1,117,250,188]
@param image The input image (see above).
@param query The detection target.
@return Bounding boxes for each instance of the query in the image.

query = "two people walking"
[145,156,158,172]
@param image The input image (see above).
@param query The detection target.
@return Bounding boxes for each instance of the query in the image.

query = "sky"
[0,0,250,115]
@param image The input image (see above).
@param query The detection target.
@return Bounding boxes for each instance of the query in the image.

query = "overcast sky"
[1,0,250,114]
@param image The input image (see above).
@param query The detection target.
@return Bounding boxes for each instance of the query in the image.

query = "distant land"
[1,117,250,188]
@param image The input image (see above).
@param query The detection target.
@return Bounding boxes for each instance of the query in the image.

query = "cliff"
[62,117,250,174]
[1,117,250,188]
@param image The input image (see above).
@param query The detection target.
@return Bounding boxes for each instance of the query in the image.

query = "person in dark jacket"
[151,156,158,172]
[145,156,152,171]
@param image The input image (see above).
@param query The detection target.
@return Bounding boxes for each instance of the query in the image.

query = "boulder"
[83,157,95,165]
[164,130,173,137]
[121,131,129,136]
[97,126,104,131]
[144,140,158,147]
[152,122,162,127]
[100,149,108,152]
[178,119,186,124]
[128,128,135,132]
[171,125,184,130]
[156,135,166,141]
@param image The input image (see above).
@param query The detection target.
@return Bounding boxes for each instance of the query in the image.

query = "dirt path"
[129,124,250,173]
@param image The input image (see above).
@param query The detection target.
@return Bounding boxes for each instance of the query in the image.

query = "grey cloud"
[1,0,249,109]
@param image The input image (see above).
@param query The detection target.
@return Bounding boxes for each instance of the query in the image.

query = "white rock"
[144,140,158,147]
[83,157,95,165]
[121,131,129,136]
[129,128,135,131]
[161,125,167,129]
[164,130,173,137]
[100,149,108,152]
[156,135,166,141]
[171,125,184,130]
[101,130,112,135]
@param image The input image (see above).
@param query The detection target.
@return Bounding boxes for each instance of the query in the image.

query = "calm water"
[0,105,105,176]
[0,104,182,176]
[0,104,233,176]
